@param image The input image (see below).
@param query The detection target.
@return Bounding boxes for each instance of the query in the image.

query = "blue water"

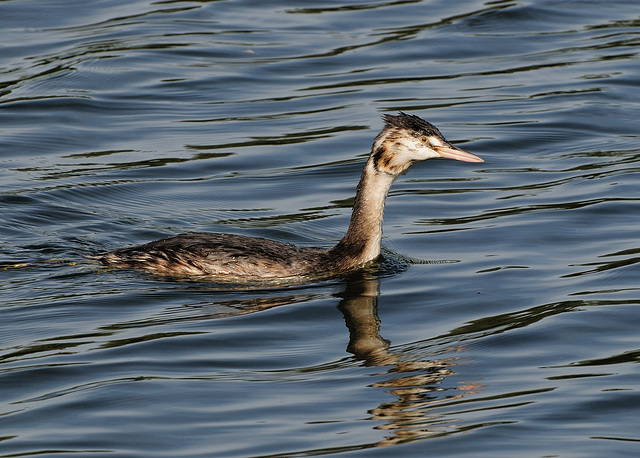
[1,0,640,456]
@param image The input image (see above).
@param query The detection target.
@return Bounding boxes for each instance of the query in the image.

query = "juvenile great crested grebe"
[97,113,483,280]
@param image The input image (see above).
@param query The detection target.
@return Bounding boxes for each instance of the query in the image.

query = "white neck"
[329,157,397,267]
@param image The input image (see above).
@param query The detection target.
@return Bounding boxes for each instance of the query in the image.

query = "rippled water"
[2,0,640,456]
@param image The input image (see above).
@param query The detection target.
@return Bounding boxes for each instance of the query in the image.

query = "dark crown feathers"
[382,112,443,137]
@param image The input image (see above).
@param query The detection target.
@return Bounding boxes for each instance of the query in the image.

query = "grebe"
[96,113,483,280]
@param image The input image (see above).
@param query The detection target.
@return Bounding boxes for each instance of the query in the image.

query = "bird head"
[371,112,483,175]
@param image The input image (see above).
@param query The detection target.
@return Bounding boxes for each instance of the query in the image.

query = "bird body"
[97,113,483,280]
[99,232,330,279]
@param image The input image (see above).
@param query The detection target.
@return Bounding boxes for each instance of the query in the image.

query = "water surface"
[1,0,640,456]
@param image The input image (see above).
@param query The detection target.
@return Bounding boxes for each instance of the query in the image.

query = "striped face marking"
[372,129,444,175]
[373,145,405,175]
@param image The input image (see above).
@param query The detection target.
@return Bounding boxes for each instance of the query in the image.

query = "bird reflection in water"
[103,270,483,446]
[338,271,484,445]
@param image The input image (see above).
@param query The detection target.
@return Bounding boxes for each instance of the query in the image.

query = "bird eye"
[420,136,428,144]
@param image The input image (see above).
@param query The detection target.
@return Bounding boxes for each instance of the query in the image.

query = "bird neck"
[330,157,397,268]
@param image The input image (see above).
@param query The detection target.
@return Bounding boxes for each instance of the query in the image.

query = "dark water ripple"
[2,0,640,456]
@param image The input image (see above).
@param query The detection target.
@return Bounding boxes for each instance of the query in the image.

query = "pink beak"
[435,145,484,163]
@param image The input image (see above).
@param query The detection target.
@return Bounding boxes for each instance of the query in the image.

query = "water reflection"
[93,269,484,447]
[337,271,483,446]
[563,247,640,279]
